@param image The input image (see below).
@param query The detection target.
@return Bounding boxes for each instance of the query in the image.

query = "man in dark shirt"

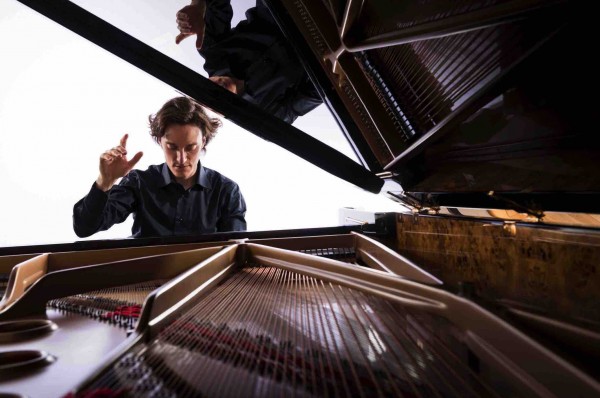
[73,96,247,238]
[175,0,322,124]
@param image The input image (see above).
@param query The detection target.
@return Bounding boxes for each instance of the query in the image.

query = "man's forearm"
[73,183,110,237]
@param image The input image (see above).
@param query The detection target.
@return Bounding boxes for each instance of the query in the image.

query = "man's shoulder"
[203,166,240,190]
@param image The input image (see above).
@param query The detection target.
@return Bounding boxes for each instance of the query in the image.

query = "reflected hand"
[96,134,143,191]
[175,1,207,49]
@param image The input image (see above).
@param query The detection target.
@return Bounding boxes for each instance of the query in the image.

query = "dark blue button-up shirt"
[73,163,246,238]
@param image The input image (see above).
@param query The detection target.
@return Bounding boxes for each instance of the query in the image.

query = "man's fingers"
[120,134,128,148]
[176,33,190,45]
[177,21,191,33]
[128,151,144,168]
[176,11,189,20]
[177,19,191,28]
[195,33,204,50]
[109,148,125,158]
[113,145,127,155]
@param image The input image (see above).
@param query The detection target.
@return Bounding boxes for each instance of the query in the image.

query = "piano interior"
[1,0,598,397]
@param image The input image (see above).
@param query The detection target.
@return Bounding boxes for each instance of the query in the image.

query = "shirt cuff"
[84,182,109,212]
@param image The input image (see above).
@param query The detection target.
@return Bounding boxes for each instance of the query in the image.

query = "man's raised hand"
[175,1,207,50]
[96,134,143,192]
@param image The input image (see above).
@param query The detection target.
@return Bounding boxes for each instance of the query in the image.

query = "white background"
[0,0,403,247]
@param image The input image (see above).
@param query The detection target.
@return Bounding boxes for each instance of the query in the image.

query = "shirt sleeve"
[217,182,247,232]
[202,0,234,49]
[72,177,138,238]
[276,81,323,124]
[291,75,323,117]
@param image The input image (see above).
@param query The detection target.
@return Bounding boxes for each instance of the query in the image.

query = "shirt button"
[176,217,183,223]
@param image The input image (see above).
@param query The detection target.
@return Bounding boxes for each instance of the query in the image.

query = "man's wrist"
[95,176,115,192]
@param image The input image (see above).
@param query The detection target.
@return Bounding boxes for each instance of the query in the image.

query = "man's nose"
[177,150,186,163]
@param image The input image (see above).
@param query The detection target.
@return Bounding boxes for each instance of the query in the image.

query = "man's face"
[160,124,206,182]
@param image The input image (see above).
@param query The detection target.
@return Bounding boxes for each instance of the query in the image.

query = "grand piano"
[1,0,598,397]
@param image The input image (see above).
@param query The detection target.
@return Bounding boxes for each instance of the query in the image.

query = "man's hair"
[148,97,221,146]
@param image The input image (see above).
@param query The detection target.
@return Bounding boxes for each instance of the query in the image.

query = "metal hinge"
[488,191,545,221]
[386,191,440,215]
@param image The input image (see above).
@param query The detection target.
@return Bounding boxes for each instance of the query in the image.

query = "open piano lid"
[264,0,591,216]
[16,0,591,218]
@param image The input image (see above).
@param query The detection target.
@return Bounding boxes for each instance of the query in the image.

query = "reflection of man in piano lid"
[72,97,247,239]
[175,0,322,124]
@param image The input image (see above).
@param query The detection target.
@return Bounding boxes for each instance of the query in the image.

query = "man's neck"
[177,177,195,190]
[173,163,199,190]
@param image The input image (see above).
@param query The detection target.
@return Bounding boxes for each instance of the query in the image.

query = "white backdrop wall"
[0,0,402,246]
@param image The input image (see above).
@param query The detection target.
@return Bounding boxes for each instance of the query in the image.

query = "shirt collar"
[159,162,211,190]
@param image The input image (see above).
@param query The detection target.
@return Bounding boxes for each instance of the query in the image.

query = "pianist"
[73,96,247,238]
[175,0,322,124]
